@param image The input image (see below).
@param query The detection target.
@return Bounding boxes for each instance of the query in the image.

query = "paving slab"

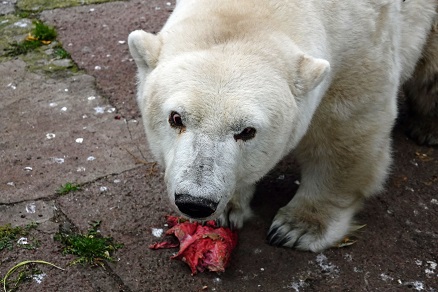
[0,200,55,227]
[0,228,125,292]
[0,58,149,203]
[17,0,115,11]
[41,0,174,119]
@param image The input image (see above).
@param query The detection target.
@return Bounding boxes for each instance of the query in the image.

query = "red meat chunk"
[149,216,238,275]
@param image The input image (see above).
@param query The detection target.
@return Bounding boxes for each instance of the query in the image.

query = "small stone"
[94,106,105,114]
[13,19,31,28]
[151,228,164,237]
[52,157,64,164]
[26,202,36,213]
[46,133,56,139]
[17,237,28,245]
[77,167,86,172]
[7,82,16,89]
[51,59,72,68]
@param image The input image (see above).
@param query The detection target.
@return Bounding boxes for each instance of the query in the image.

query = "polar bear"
[128,0,438,252]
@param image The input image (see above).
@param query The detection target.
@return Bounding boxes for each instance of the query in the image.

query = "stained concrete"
[0,58,149,204]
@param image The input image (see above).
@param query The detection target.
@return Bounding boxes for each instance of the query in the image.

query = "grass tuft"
[2,260,64,292]
[0,223,38,252]
[56,183,80,195]
[54,221,123,267]
[32,21,56,41]
[4,40,40,56]
[4,21,57,57]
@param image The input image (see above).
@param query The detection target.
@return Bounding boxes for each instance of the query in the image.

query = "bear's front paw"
[267,204,354,252]
[216,204,252,230]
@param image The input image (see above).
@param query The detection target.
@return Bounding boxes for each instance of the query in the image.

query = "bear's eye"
[169,111,184,128]
[234,127,256,141]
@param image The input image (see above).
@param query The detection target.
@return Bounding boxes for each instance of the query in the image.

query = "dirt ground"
[0,1,437,291]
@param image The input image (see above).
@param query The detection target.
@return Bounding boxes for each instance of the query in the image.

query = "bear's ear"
[290,54,330,96]
[128,30,162,70]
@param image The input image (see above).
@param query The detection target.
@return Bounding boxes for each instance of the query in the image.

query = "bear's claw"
[216,205,252,230]
[267,200,356,252]
[267,221,308,249]
[267,226,303,247]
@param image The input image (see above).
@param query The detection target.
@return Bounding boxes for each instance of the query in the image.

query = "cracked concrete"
[0,58,149,204]
[0,0,437,291]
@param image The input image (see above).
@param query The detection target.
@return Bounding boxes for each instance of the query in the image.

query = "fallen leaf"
[26,33,38,41]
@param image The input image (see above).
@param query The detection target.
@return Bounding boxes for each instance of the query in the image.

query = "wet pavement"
[0,1,437,291]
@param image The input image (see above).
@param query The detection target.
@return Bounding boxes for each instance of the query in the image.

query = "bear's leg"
[217,183,255,229]
[403,21,438,146]
[267,108,395,252]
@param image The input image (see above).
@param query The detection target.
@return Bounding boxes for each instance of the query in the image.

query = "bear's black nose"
[174,194,218,219]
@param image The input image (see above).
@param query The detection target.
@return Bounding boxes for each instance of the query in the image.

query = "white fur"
[129,0,437,251]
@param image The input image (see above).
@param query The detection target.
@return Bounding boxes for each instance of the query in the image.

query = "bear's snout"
[175,193,218,219]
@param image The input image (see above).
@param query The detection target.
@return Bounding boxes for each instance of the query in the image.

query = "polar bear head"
[128,30,329,221]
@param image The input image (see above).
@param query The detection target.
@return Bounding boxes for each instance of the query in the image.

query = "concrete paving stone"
[0,200,55,226]
[0,199,129,291]
[50,58,73,68]
[56,168,170,245]
[41,0,174,119]
[16,0,116,12]
[0,0,16,16]
[0,59,150,204]
[53,163,438,291]
[0,226,124,291]
[55,168,295,291]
